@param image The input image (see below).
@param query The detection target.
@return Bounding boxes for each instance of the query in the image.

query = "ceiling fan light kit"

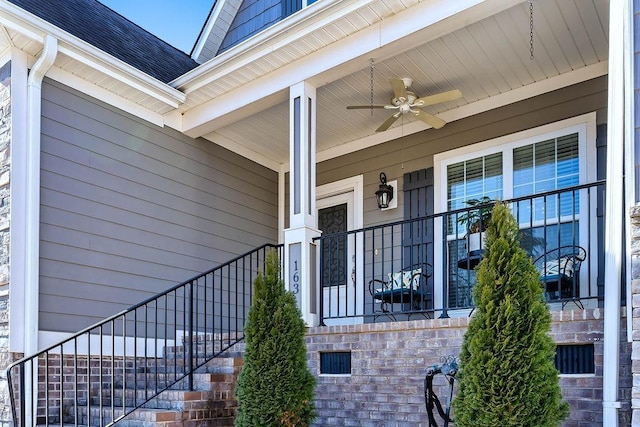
[347,77,462,132]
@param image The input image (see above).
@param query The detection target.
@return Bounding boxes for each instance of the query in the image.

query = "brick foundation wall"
[306,309,627,427]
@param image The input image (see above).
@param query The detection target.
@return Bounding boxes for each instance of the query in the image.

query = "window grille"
[555,344,594,374]
[320,352,351,375]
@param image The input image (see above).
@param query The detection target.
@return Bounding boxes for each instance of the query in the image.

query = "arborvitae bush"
[452,202,569,427]
[235,250,316,427]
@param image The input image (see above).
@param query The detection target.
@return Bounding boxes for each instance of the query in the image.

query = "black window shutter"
[402,168,434,309]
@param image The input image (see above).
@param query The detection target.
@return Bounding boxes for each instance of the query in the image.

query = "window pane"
[513,133,579,221]
[446,153,503,233]
[465,158,485,198]
[514,145,533,187]
[534,139,557,181]
[447,163,465,200]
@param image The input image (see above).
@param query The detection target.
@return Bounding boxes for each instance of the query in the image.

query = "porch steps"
[120,357,242,427]
[43,355,243,427]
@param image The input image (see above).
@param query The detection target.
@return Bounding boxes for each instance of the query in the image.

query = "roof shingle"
[9,0,199,83]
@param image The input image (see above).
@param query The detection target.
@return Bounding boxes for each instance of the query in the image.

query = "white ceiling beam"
[181,0,523,138]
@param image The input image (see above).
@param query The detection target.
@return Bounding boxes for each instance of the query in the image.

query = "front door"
[317,191,362,325]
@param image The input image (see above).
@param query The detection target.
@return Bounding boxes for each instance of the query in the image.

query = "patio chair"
[369,263,433,322]
[533,245,586,309]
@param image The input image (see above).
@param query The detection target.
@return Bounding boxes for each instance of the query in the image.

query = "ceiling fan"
[347,78,462,132]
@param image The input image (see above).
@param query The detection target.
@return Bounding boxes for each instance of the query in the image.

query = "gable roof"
[192,0,245,63]
[8,0,199,83]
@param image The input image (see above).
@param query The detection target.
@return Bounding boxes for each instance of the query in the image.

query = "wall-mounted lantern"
[375,172,394,209]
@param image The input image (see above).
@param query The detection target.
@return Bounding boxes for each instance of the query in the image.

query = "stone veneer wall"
[0,62,13,427]
[306,309,629,427]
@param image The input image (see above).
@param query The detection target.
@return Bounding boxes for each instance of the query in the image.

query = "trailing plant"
[452,202,569,427]
[235,250,316,427]
[457,196,495,234]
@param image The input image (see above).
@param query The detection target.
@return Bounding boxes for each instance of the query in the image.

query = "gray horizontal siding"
[317,76,608,228]
[39,79,278,333]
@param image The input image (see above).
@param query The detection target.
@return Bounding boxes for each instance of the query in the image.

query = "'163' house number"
[289,243,302,307]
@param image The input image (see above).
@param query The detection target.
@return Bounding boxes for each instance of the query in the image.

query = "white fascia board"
[191,0,225,61]
[313,62,608,166]
[0,2,186,108]
[179,0,523,137]
[57,44,185,108]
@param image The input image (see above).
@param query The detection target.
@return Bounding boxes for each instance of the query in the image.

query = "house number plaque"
[289,243,302,308]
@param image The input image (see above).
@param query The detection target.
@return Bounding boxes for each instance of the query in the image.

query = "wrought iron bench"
[533,245,586,308]
[369,263,433,321]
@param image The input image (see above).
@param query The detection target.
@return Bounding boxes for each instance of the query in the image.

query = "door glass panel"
[319,204,347,288]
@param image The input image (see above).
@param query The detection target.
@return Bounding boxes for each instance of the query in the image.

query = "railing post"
[318,239,324,326]
[19,366,25,427]
[440,214,450,319]
[188,281,194,391]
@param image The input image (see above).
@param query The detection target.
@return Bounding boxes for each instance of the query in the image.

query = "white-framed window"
[432,113,598,310]
[437,113,595,214]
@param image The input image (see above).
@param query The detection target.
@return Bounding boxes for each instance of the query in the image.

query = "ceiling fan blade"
[389,78,407,101]
[376,113,401,132]
[346,105,389,109]
[413,109,447,129]
[413,89,462,107]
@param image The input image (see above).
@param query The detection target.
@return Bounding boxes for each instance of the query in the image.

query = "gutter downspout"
[25,34,57,356]
[602,0,625,424]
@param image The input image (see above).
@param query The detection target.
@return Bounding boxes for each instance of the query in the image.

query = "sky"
[99,0,216,54]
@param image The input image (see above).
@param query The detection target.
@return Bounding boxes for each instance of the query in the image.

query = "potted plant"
[457,196,494,252]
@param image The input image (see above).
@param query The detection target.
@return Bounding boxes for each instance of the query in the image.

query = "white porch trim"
[8,48,28,353]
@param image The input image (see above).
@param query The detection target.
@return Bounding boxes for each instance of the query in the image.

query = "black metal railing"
[317,181,605,324]
[7,244,283,427]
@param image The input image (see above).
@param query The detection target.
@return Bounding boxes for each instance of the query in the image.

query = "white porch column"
[284,81,319,326]
[603,0,626,424]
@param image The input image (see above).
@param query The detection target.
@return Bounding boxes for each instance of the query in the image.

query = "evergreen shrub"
[452,202,569,426]
[235,250,316,426]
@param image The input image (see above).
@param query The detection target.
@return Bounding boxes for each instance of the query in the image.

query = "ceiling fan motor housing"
[391,91,417,108]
